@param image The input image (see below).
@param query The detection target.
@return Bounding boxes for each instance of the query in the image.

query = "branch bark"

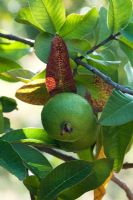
[123,163,133,169]
[86,32,120,54]
[0,32,34,46]
[37,146,76,161]
[111,175,133,200]
[75,58,133,95]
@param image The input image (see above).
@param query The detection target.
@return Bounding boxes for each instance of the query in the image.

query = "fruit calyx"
[61,122,73,135]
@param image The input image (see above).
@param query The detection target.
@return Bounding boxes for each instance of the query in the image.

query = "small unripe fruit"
[41,93,98,143]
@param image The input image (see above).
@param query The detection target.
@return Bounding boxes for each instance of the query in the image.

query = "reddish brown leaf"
[46,35,76,96]
[85,76,113,113]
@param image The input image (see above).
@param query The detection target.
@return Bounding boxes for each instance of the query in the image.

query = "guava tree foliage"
[0,0,133,200]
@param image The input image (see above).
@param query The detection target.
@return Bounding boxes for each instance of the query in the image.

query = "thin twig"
[1,32,133,96]
[123,163,133,169]
[75,58,133,95]
[111,175,133,200]
[86,32,120,54]
[0,32,34,47]
[37,146,76,161]
[79,32,120,59]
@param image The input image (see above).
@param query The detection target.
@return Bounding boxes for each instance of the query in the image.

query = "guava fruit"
[41,93,98,142]
[57,122,99,152]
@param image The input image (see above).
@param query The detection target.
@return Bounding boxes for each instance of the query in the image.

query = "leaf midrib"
[44,165,92,199]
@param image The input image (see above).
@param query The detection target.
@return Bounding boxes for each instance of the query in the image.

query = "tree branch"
[79,32,120,59]
[0,32,34,47]
[37,146,76,161]
[123,163,133,169]
[111,175,133,200]
[36,146,133,169]
[1,31,133,96]
[86,32,120,54]
[75,58,133,95]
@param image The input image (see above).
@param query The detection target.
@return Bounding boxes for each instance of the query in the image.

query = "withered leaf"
[16,79,50,105]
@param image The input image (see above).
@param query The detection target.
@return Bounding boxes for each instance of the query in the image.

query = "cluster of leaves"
[0,0,133,199]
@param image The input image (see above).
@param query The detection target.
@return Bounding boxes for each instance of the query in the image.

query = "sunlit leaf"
[16,7,44,31]
[108,0,132,33]
[1,128,56,147]
[0,39,31,60]
[28,0,66,33]
[16,79,50,105]
[59,8,99,39]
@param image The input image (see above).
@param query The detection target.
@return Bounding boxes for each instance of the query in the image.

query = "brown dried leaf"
[16,79,50,105]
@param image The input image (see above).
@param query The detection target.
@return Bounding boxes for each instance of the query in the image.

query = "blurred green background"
[0,0,132,199]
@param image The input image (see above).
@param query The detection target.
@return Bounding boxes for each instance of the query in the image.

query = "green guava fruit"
[57,122,99,152]
[41,93,97,142]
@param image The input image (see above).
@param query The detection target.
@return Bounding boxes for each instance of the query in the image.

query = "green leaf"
[86,56,119,82]
[24,175,40,196]
[119,38,133,66]
[0,40,30,60]
[13,144,53,179]
[102,122,133,171]
[59,8,99,39]
[0,103,4,134]
[0,57,22,73]
[31,69,46,80]
[0,69,35,83]
[3,117,11,132]
[121,23,133,42]
[16,7,44,31]
[35,33,53,63]
[108,0,132,33]
[95,7,111,44]
[118,62,133,88]
[0,140,27,180]
[66,39,91,59]
[60,159,113,200]
[39,159,113,200]
[1,128,56,147]
[0,96,17,113]
[28,0,66,34]
[99,90,133,126]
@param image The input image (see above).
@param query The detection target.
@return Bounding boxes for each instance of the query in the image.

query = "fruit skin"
[41,93,98,142]
[57,123,99,152]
